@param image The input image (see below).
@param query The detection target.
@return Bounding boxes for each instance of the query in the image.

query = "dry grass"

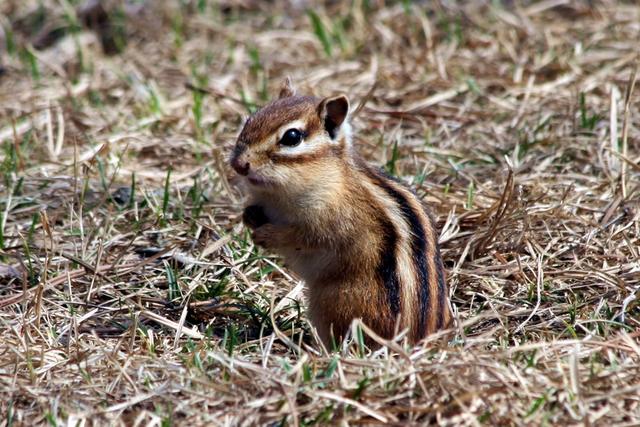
[1,0,639,425]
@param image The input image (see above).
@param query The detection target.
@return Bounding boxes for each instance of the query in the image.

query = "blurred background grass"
[1,1,639,425]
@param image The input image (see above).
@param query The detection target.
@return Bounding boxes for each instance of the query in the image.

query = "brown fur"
[238,96,321,146]
[268,145,343,165]
[230,84,452,347]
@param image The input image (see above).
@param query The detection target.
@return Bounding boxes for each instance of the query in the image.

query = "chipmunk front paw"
[243,205,269,229]
[251,223,279,248]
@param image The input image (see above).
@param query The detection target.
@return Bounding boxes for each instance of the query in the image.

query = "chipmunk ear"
[278,76,296,99]
[318,95,349,139]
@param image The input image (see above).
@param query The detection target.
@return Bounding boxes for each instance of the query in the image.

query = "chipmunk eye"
[279,128,304,147]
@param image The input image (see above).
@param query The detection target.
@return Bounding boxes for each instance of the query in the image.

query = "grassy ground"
[1,1,639,425]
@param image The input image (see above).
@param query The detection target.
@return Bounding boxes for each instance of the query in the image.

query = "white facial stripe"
[277,132,327,156]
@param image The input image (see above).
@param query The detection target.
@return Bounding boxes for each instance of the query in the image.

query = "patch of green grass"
[171,8,185,49]
[161,167,172,226]
[384,140,400,175]
[477,410,492,423]
[138,326,157,354]
[239,88,258,114]
[355,324,366,357]
[510,115,552,161]
[352,375,371,399]
[306,403,335,425]
[44,412,58,427]
[0,212,4,252]
[466,181,475,209]
[307,10,333,57]
[579,92,601,131]
[128,172,136,208]
[3,24,16,56]
[96,158,109,192]
[323,357,338,379]
[1,141,18,188]
[331,17,349,54]
[248,45,262,75]
[165,263,179,301]
[466,77,482,95]
[148,85,164,117]
[437,14,464,44]
[88,89,103,106]
[197,0,207,14]
[223,324,239,356]
[110,6,128,53]
[20,48,40,81]
[524,392,548,419]
[191,86,205,138]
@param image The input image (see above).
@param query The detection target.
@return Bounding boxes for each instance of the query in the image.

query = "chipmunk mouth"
[247,172,274,187]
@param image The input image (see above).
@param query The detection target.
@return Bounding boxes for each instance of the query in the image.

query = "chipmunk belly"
[280,247,338,281]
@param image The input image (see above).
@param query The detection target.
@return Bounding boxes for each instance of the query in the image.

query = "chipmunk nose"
[231,156,250,176]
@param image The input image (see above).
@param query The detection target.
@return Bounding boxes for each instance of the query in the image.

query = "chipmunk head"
[230,78,352,194]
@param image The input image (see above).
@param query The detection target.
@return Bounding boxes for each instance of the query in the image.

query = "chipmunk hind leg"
[307,277,396,348]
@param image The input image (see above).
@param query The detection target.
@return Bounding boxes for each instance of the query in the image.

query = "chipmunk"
[230,78,452,346]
